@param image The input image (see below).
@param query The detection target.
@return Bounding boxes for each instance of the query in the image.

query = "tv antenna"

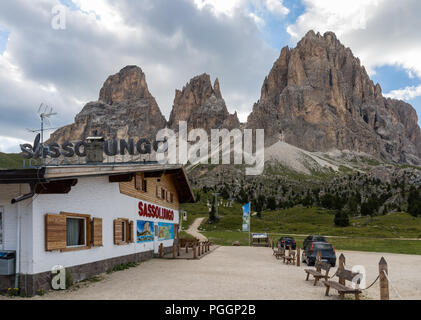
[28,103,58,164]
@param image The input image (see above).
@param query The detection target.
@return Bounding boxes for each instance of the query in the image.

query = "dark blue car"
[278,236,296,250]
[302,242,336,267]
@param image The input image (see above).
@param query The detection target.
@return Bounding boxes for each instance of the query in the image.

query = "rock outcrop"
[48,66,167,143]
[246,31,421,164]
[168,73,240,132]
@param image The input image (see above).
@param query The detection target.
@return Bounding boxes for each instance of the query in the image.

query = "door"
[0,206,3,250]
[153,222,159,254]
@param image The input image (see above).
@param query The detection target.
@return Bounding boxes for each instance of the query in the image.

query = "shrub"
[334,210,350,227]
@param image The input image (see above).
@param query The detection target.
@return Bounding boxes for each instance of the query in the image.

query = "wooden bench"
[283,250,296,265]
[324,268,362,300]
[273,247,285,260]
[304,260,331,286]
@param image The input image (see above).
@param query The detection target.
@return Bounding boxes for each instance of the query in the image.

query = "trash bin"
[0,251,16,275]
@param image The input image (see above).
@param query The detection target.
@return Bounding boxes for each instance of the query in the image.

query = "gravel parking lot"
[3,246,421,300]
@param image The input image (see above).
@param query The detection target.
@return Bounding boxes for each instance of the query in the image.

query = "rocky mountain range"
[48,31,421,166]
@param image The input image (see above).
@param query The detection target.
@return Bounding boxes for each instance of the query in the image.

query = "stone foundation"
[1,250,155,296]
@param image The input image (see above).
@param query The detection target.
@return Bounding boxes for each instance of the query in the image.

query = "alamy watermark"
[155,122,265,175]
[51,265,66,290]
[51,4,67,30]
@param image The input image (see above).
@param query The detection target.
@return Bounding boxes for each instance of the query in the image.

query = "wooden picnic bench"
[304,260,332,286]
[283,250,296,265]
[324,268,362,300]
[273,246,286,260]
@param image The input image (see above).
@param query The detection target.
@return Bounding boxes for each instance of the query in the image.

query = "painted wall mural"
[158,222,174,240]
[136,220,154,243]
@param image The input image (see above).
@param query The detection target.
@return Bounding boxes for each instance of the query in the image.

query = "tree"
[408,187,421,217]
[334,210,350,227]
[267,197,277,210]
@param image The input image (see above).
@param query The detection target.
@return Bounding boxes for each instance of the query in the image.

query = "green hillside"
[181,191,421,255]
[0,152,23,169]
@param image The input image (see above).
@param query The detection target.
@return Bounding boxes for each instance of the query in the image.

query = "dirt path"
[5,247,419,300]
[185,217,208,241]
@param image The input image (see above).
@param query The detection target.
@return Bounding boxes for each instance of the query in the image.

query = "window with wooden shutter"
[156,185,161,199]
[114,218,133,245]
[113,219,123,245]
[45,214,67,251]
[91,218,103,247]
[142,179,147,193]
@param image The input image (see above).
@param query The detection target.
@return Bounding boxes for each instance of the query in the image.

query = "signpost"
[242,202,251,246]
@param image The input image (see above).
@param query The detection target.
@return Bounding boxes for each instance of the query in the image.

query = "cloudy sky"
[0,0,421,153]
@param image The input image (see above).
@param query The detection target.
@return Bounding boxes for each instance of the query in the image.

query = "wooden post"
[198,243,201,257]
[177,244,180,257]
[159,243,163,257]
[379,257,389,300]
[193,245,197,259]
[202,243,205,254]
[297,247,301,267]
[338,254,345,286]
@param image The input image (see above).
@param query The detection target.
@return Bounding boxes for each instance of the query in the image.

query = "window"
[45,213,102,252]
[113,219,134,245]
[66,217,86,247]
[135,174,147,192]
[121,220,126,243]
[0,207,3,245]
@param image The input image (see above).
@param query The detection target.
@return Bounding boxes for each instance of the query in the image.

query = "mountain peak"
[247,31,421,164]
[99,65,151,105]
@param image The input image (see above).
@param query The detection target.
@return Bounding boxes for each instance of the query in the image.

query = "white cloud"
[287,0,421,78]
[0,136,30,153]
[0,0,278,146]
[193,0,246,17]
[265,0,289,16]
[384,85,421,101]
[248,12,265,27]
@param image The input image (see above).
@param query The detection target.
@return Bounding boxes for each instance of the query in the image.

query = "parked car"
[278,236,296,250]
[303,235,328,250]
[302,242,336,267]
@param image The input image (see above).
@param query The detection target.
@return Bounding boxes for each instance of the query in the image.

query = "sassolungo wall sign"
[20,134,165,159]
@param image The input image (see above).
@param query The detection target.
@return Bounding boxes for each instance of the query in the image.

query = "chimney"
[85,133,104,163]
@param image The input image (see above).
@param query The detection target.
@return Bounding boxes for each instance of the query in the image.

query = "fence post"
[172,244,176,259]
[177,244,180,257]
[338,254,345,286]
[193,245,197,259]
[159,243,163,258]
[379,257,389,300]
[198,244,201,257]
[297,247,301,267]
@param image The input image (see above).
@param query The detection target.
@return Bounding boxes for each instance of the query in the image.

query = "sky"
[0,0,421,153]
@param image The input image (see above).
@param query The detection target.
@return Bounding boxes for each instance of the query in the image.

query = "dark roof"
[0,164,195,203]
[0,167,47,184]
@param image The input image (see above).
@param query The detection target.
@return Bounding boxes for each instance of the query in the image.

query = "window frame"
[121,220,127,244]
[65,216,87,248]
[60,212,91,252]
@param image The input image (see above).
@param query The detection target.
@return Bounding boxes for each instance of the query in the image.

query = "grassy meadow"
[180,194,421,255]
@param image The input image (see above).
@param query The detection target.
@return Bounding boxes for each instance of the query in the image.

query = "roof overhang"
[0,164,195,203]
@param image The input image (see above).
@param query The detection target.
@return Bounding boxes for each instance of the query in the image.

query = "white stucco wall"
[29,176,179,274]
[0,184,33,274]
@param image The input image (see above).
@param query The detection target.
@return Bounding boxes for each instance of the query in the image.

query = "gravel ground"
[3,246,420,300]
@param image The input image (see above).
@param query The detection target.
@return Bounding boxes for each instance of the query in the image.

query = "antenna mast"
[37,103,58,165]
